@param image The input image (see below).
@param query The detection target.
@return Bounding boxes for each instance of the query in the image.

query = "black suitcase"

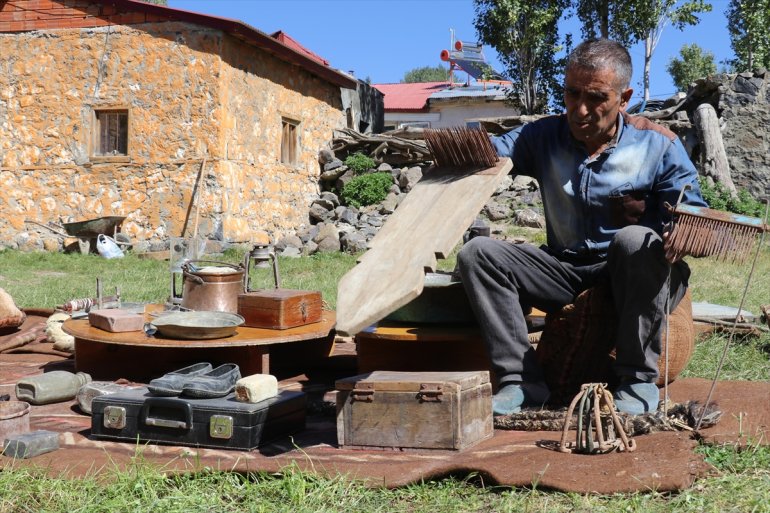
[91,387,305,451]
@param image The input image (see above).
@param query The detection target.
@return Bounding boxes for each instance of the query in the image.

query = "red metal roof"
[270,31,330,67]
[2,0,355,89]
[374,82,449,112]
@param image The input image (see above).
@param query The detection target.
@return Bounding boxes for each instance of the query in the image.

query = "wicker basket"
[535,284,694,406]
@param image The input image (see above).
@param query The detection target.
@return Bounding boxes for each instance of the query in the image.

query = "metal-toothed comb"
[665,191,769,264]
[424,126,498,170]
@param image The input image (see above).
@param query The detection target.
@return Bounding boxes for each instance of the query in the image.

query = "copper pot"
[180,260,245,313]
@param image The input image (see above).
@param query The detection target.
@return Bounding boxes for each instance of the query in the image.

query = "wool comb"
[665,188,769,263]
[424,126,499,170]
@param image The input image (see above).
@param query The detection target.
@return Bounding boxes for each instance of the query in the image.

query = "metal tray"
[148,311,245,340]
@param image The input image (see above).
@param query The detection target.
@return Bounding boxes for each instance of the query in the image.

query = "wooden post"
[693,103,737,196]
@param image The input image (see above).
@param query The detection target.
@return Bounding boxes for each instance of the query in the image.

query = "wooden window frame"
[280,117,299,166]
[91,108,131,163]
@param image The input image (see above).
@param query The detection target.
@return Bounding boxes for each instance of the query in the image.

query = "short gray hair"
[567,39,632,91]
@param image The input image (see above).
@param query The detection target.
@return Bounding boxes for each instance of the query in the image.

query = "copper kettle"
[180,260,245,313]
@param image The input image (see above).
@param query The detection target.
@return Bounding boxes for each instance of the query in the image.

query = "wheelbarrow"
[26,216,129,254]
[62,216,129,254]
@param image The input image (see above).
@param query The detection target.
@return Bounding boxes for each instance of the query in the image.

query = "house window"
[281,118,299,165]
[93,109,129,159]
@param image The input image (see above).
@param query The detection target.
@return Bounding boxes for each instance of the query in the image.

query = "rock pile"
[274,150,546,257]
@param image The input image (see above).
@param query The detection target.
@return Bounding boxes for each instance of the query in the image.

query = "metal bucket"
[180,260,245,313]
[0,401,30,442]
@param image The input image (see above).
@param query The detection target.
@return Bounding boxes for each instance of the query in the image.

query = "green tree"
[666,43,717,91]
[574,0,711,101]
[473,0,569,114]
[401,65,448,83]
[727,0,770,71]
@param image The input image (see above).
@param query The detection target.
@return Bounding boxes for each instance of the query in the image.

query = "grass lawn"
[0,245,768,512]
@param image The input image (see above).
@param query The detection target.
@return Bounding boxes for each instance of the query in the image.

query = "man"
[457,38,706,416]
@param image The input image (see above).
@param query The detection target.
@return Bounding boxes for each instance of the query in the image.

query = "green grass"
[0,244,769,511]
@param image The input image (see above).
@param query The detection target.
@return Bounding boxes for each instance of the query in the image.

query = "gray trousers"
[457,225,690,386]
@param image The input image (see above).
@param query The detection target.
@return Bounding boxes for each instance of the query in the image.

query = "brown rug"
[1,350,768,493]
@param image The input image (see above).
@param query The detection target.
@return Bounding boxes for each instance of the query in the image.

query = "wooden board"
[335,158,512,335]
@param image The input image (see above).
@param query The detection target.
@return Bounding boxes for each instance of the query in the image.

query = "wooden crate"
[237,289,322,329]
[336,370,493,451]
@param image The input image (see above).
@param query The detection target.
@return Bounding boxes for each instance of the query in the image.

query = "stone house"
[0,0,359,250]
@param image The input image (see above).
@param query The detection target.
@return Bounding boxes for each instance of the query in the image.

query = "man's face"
[564,66,633,151]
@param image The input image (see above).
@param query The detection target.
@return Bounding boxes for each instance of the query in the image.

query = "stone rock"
[495,175,514,195]
[296,225,319,244]
[484,201,512,221]
[320,191,340,208]
[42,238,60,252]
[312,198,336,211]
[317,234,341,253]
[279,246,302,258]
[303,240,318,255]
[341,231,368,254]
[309,204,333,223]
[313,223,339,244]
[318,148,335,165]
[275,234,302,251]
[132,241,151,253]
[514,208,546,228]
[323,159,344,172]
[512,175,537,191]
[398,166,423,192]
[379,192,399,214]
[321,165,348,182]
[377,162,393,172]
[337,207,359,225]
[251,230,271,246]
[335,169,356,195]
[366,214,384,227]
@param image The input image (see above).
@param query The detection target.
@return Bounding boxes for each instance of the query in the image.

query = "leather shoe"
[181,363,241,398]
[147,362,212,396]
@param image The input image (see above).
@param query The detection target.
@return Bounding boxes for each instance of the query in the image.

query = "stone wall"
[0,19,345,250]
[716,70,770,196]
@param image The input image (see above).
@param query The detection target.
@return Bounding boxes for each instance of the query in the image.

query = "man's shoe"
[147,362,213,396]
[181,363,241,399]
[613,379,659,415]
[492,381,550,416]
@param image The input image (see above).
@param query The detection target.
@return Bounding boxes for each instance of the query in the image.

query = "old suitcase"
[336,370,493,451]
[237,289,322,329]
[91,387,305,450]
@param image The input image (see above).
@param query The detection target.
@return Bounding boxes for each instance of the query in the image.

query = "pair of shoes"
[492,381,550,416]
[613,378,659,415]
[147,363,241,398]
[148,362,212,396]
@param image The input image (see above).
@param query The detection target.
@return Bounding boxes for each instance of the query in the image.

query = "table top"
[63,310,336,349]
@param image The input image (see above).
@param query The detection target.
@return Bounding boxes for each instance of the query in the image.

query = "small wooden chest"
[237,289,322,329]
[336,370,493,451]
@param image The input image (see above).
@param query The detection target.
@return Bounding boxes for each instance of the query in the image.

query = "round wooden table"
[63,310,336,382]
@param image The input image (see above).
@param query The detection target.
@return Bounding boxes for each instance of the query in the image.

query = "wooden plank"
[336,158,512,335]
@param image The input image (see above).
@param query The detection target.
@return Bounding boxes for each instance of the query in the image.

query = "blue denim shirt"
[492,112,707,261]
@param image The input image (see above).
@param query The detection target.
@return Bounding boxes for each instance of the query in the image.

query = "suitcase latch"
[104,406,126,429]
[418,383,443,402]
[210,415,233,439]
[351,383,375,402]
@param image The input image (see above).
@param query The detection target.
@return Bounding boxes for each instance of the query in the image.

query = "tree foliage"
[401,65,448,83]
[666,43,717,91]
[473,0,569,114]
[726,0,770,71]
[574,0,711,101]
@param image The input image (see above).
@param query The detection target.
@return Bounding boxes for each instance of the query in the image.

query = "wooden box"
[336,370,493,451]
[237,289,322,330]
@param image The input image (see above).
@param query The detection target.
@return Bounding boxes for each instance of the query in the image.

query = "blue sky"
[170,0,733,106]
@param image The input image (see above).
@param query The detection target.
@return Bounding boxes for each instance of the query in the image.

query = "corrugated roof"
[430,84,510,100]
[373,82,449,111]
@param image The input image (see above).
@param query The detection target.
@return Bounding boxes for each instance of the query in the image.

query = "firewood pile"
[331,128,432,166]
